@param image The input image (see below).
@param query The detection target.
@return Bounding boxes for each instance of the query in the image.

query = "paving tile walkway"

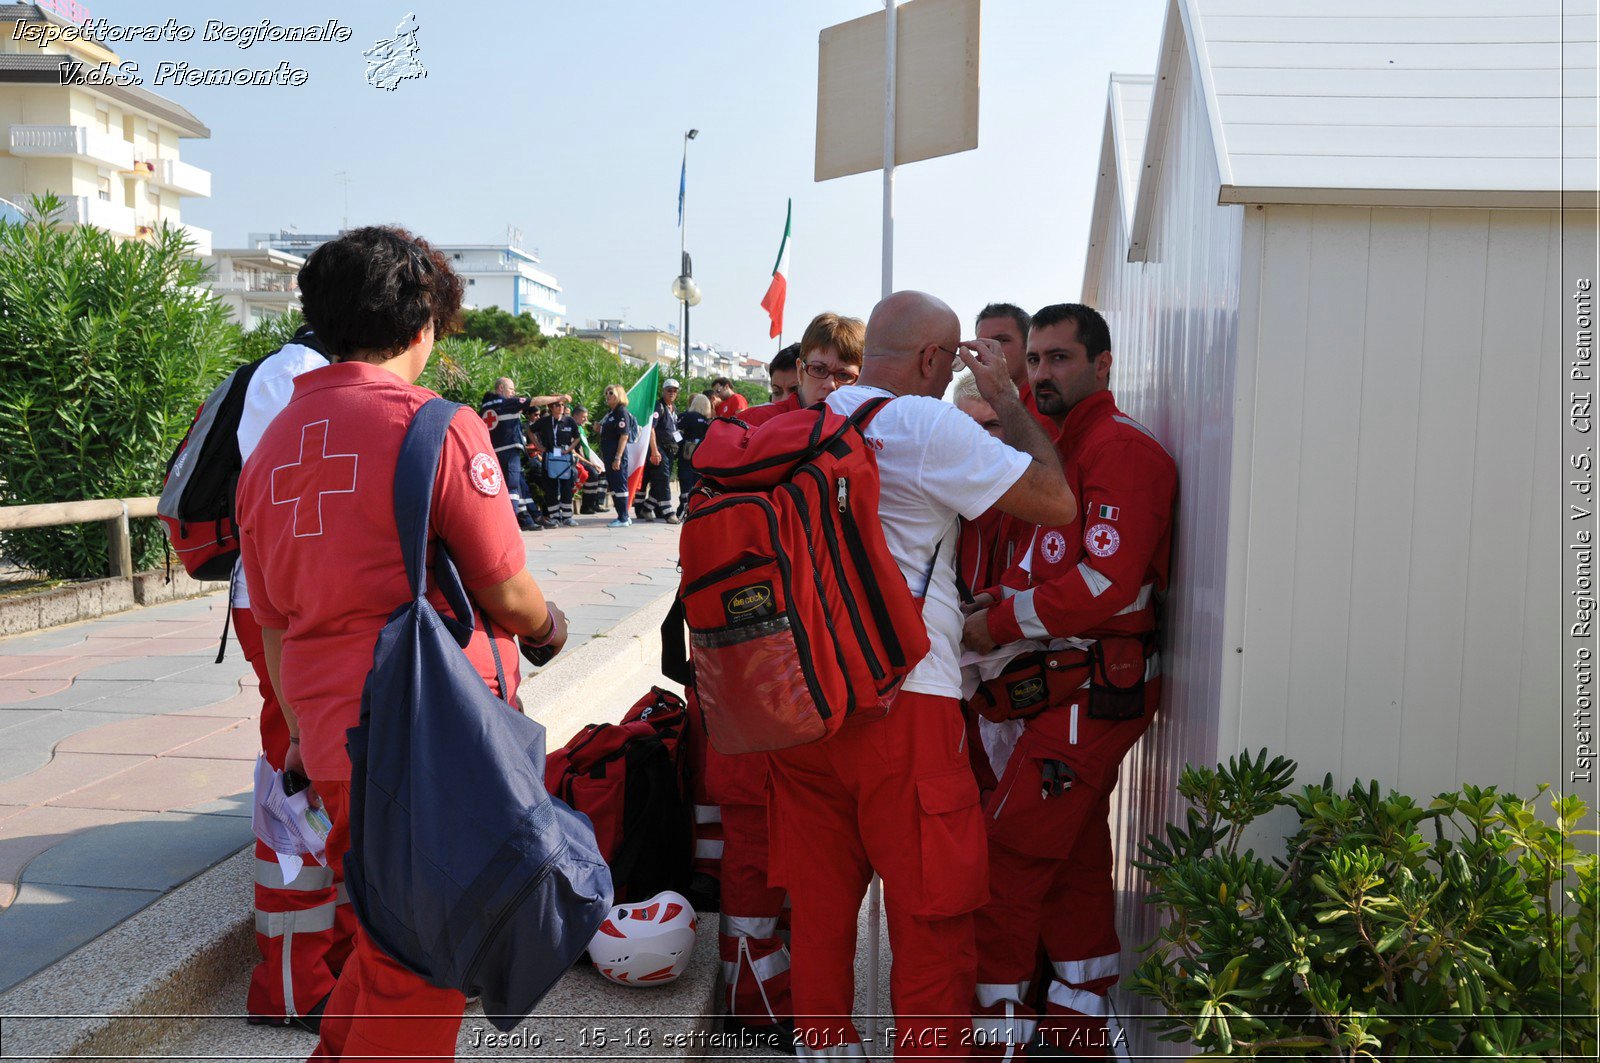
[0,515,682,992]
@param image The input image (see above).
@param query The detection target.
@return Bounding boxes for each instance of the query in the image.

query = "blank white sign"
[815,0,981,183]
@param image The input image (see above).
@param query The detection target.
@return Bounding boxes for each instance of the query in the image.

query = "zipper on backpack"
[835,490,908,671]
[781,482,857,717]
[681,554,776,598]
[798,467,884,683]
[837,477,847,514]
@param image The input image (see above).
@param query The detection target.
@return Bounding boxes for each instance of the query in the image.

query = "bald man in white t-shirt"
[767,292,1076,1059]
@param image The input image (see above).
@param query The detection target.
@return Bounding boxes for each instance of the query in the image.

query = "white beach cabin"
[1084,0,1598,1044]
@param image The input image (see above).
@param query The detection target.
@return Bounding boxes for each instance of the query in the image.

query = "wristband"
[529,611,557,647]
[288,736,300,744]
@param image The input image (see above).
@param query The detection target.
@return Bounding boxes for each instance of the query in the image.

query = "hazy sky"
[84,0,1168,354]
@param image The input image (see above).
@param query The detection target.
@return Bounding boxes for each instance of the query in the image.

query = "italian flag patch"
[1097,504,1120,521]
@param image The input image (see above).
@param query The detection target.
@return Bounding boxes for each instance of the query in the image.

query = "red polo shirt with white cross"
[237,361,525,781]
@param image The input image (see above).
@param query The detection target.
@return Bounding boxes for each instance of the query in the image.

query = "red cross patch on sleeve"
[469,452,503,496]
[1086,523,1120,558]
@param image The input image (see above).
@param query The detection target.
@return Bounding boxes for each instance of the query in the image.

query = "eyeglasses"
[802,362,860,386]
[936,345,962,370]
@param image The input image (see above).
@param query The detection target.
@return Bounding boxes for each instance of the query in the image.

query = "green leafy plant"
[1130,750,1598,1058]
[0,195,234,578]
[456,305,544,351]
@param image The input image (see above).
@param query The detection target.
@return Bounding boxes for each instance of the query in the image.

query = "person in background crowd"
[975,302,1051,428]
[236,226,569,1063]
[233,324,347,1032]
[766,291,1075,1058]
[676,392,712,517]
[961,303,1177,1058]
[599,383,638,528]
[950,369,1016,608]
[642,379,682,524]
[768,343,801,404]
[532,397,582,527]
[479,378,567,530]
[712,377,748,420]
[571,404,608,515]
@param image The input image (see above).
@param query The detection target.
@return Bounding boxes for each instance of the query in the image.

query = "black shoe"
[290,993,330,1035]
[723,1017,797,1056]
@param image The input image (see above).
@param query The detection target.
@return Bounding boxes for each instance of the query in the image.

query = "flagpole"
[866,3,897,1048]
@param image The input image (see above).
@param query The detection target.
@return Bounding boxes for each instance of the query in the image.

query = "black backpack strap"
[848,394,893,430]
[921,537,944,599]
[660,597,693,686]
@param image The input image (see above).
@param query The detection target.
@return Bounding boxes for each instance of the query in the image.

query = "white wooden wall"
[1085,46,1246,1039]
[1234,203,1581,800]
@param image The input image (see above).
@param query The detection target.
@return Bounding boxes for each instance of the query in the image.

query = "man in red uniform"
[689,310,865,1040]
[960,303,1177,1058]
[975,303,1050,429]
[713,378,749,420]
[766,292,1076,1059]
[238,227,568,1063]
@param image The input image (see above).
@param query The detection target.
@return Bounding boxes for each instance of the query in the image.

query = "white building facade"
[0,2,211,252]
[202,247,303,329]
[436,244,566,337]
[1078,0,1596,1048]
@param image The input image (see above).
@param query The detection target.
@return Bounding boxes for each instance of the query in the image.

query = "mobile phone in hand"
[282,769,311,797]
[520,638,557,668]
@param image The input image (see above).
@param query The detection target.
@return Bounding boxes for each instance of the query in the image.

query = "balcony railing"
[148,157,211,198]
[8,193,138,236]
[8,124,134,170]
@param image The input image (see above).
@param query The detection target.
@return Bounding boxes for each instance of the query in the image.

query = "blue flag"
[677,155,686,227]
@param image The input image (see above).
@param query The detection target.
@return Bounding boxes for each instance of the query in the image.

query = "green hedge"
[0,197,233,579]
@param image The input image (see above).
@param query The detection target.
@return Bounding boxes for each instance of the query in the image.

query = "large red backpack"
[676,397,931,754]
[544,687,694,902]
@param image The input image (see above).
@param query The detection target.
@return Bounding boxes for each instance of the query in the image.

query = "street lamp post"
[673,128,699,382]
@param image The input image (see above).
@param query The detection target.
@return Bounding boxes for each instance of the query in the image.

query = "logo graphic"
[1096,504,1120,521]
[1041,530,1068,564]
[364,12,426,91]
[1006,676,1047,711]
[482,409,501,431]
[469,452,502,496]
[721,582,776,625]
[1086,523,1120,558]
[270,420,358,538]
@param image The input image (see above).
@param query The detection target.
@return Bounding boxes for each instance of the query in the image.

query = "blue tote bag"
[343,398,612,1030]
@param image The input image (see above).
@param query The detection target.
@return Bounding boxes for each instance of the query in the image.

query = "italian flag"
[623,364,661,510]
[760,199,791,339]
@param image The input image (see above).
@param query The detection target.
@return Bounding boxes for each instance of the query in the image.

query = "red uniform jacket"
[985,389,1176,646]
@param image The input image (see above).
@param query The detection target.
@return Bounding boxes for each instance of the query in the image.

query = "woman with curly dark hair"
[236,226,567,1061]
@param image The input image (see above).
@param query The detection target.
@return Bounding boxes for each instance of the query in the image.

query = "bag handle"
[394,398,476,633]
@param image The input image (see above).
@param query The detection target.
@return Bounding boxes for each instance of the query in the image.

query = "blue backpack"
[342,397,613,1031]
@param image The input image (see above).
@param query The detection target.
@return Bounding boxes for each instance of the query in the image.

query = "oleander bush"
[0,195,233,579]
[1130,750,1597,1059]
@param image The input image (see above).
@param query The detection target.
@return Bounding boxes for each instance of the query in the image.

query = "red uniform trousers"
[236,608,356,1022]
[310,781,465,1062]
[686,689,795,1026]
[768,692,987,1059]
[971,680,1157,1058]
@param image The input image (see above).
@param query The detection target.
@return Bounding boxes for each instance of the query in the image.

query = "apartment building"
[572,321,680,369]
[249,231,568,338]
[202,246,303,329]
[0,2,211,253]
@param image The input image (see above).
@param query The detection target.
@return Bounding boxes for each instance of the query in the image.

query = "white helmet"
[587,890,697,987]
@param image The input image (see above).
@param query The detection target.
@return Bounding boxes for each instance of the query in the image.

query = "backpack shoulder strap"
[395,399,463,598]
[847,394,893,431]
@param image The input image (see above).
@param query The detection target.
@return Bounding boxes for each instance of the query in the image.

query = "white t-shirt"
[231,341,329,608]
[826,385,1032,699]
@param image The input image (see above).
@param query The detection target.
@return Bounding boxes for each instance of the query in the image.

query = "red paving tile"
[167,721,259,761]
[56,714,237,756]
[48,756,249,813]
[0,677,71,704]
[0,804,147,910]
[0,656,58,679]
[0,752,150,807]
[5,656,120,680]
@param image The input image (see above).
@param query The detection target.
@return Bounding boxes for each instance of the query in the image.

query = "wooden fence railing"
[0,497,161,578]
